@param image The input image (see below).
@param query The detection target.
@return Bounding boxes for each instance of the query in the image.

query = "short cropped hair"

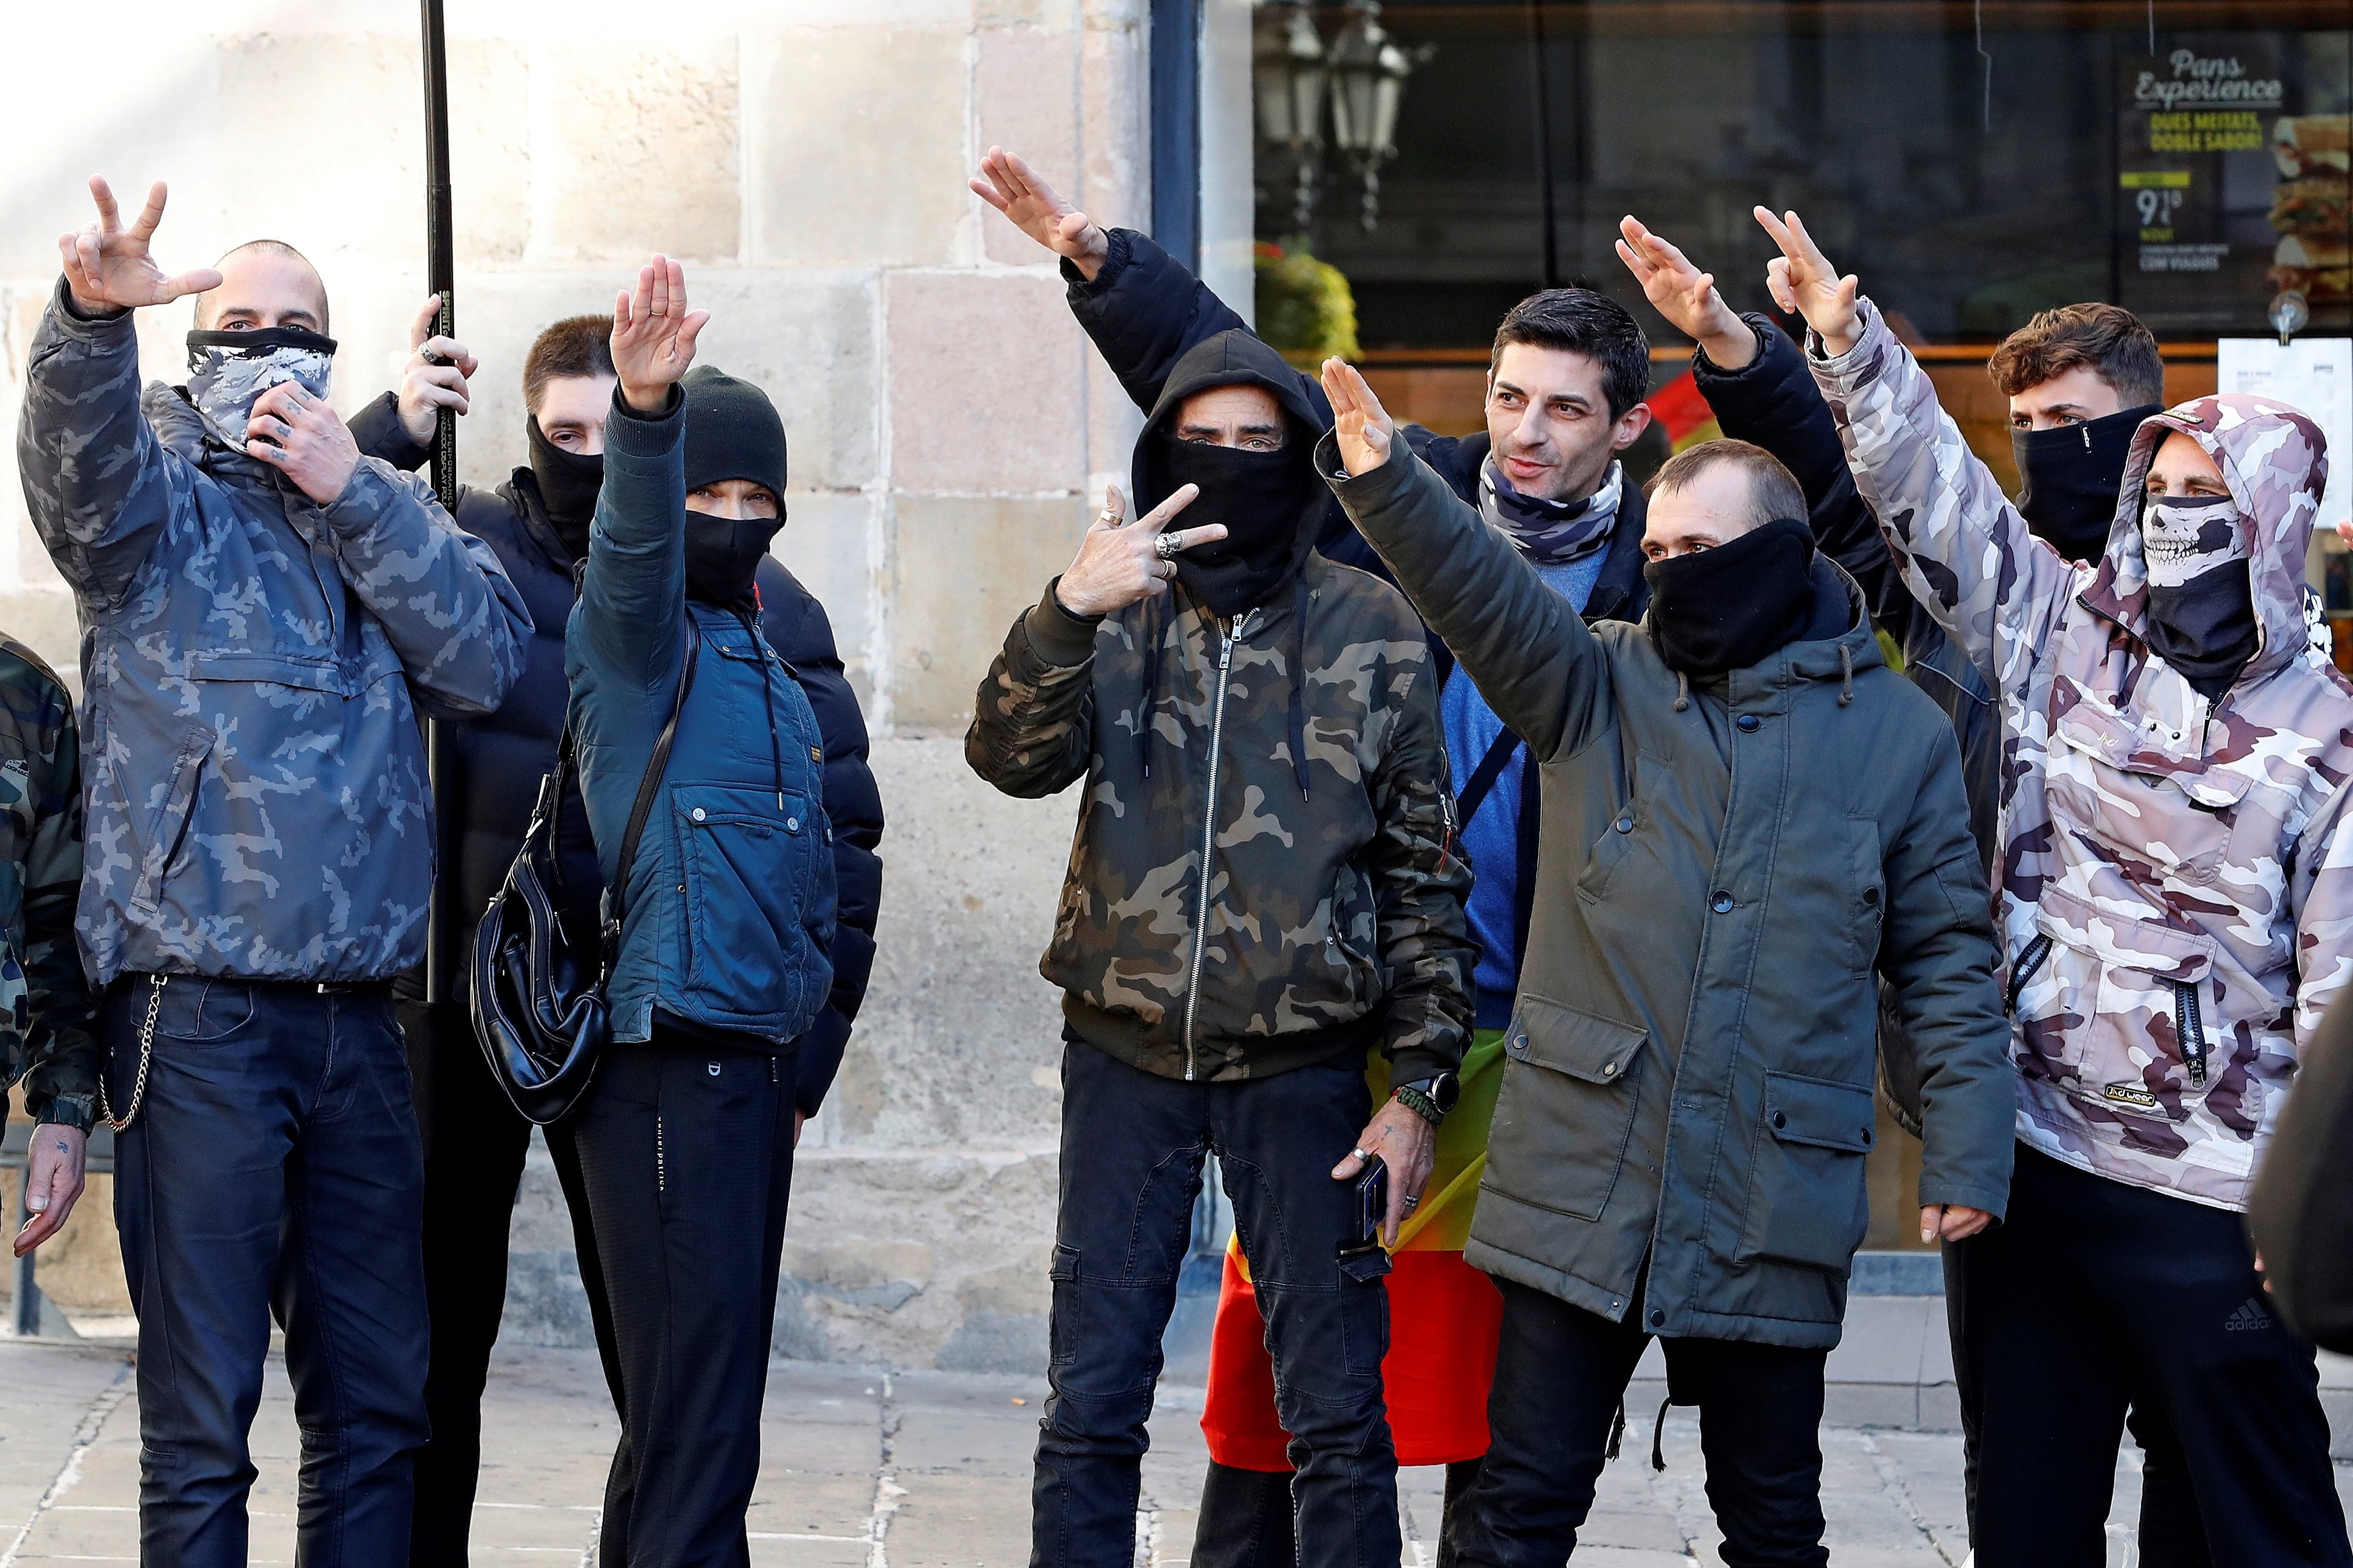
[1643,438,1807,529]
[524,316,617,415]
[1985,303,2164,408]
[1490,289,1651,422]
[196,239,327,331]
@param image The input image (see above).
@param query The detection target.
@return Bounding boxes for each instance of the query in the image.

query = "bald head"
[193,240,329,334]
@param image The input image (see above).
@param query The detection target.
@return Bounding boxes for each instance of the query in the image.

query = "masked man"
[344,311,885,1568]
[1319,355,2016,1566]
[1773,206,2353,1568]
[968,328,1474,1568]
[14,178,529,1568]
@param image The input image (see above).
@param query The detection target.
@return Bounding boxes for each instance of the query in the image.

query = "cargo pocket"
[2014,885,2218,1110]
[1486,994,1645,1222]
[1048,1243,1083,1368]
[675,784,813,1025]
[1737,1071,1875,1275]
[127,734,210,921]
[1336,1245,1392,1376]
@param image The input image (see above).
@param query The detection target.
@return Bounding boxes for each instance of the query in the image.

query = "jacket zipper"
[1182,613,1248,1082]
[2005,933,2053,1015]
[2174,979,2209,1086]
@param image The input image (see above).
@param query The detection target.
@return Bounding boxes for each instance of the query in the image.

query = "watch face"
[1432,1073,1461,1114]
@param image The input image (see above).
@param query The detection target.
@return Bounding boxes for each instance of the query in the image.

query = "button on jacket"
[1324,431,2015,1350]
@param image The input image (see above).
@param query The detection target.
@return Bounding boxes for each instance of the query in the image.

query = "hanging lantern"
[1253,2,1329,233]
[1326,2,1421,233]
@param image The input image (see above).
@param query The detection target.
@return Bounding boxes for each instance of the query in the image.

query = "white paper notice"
[2218,337,2352,526]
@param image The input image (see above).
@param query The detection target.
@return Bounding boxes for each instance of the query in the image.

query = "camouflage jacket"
[15,281,531,986]
[967,556,1474,1084]
[0,638,97,1129]
[1813,299,2352,1210]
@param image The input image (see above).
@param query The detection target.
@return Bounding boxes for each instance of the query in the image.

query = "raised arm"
[1317,360,1607,762]
[1758,208,2075,692]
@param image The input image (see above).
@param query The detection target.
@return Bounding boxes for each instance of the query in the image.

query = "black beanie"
[680,366,787,501]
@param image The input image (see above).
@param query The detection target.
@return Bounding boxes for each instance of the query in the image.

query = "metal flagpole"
[421,0,458,1004]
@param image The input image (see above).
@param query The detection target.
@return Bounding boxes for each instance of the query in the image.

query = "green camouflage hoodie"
[0,635,97,1131]
[967,331,1473,1084]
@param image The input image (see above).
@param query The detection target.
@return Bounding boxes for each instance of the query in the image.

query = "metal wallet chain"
[95,975,167,1134]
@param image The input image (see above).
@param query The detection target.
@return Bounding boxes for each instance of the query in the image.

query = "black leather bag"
[472,635,699,1124]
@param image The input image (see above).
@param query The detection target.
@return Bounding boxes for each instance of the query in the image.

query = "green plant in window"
[1255,240,1361,368]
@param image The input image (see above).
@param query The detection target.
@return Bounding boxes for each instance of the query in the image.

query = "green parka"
[1324,433,2015,1348]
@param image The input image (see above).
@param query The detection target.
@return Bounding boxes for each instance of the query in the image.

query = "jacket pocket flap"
[1510,994,1645,1085]
[673,784,806,833]
[1761,1071,1875,1153]
[185,648,346,692]
[2034,885,2214,982]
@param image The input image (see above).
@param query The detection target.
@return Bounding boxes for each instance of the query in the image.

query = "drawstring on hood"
[1838,642,1854,705]
[1673,670,1690,712]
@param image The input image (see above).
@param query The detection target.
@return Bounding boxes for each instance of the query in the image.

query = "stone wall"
[0,0,1164,1368]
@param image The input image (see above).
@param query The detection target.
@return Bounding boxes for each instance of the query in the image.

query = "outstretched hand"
[970,147,1111,282]
[1754,207,1861,356]
[1053,483,1218,618]
[56,176,221,317]
[1319,358,1395,477]
[1616,215,1755,370]
[610,255,710,416]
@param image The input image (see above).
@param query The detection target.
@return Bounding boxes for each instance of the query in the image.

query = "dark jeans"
[108,976,431,1568]
[1034,1041,1398,1568]
[1193,1457,1482,1567]
[1958,1145,2352,1568]
[1458,1277,1829,1568]
[572,1039,798,1568]
[397,1000,611,1568]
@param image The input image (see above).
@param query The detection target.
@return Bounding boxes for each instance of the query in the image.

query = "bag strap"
[1455,724,1524,823]
[600,626,703,974]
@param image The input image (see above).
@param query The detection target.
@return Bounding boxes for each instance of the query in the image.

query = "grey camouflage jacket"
[967,558,1474,1086]
[15,281,531,986]
[1814,300,2351,1210]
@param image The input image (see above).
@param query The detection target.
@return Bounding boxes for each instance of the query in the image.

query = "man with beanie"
[967,326,1475,1568]
[563,256,838,1566]
[1317,355,2016,1565]
[348,314,885,1563]
[15,177,529,1568]
[1773,207,2353,1567]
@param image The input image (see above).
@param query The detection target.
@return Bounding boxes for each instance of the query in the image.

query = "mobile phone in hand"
[1343,1156,1389,1256]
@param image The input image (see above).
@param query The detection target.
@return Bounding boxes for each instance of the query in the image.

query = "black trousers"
[398,1000,612,1568]
[572,1039,798,1568]
[1958,1144,2351,1568]
[1193,1457,1483,1567]
[1457,1277,1829,1568]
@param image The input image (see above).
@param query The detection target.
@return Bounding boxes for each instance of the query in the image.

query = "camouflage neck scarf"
[185,326,337,454]
[1479,458,1620,565]
[2142,493,2257,699]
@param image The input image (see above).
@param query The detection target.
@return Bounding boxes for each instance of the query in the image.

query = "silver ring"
[1402,1195,1420,1209]
[1156,533,1182,562]
[1096,508,1120,528]
[1351,1148,1372,1162]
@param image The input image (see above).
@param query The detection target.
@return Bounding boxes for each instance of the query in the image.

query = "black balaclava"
[679,367,787,607]
[1643,516,1820,677]
[2012,403,2163,561]
[2141,493,2258,700]
[1158,433,1318,618]
[526,416,602,560]
[185,326,337,454]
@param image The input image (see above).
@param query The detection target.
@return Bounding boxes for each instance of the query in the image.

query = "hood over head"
[2086,393,2330,691]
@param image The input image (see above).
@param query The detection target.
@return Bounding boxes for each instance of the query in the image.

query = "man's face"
[1486,343,1651,504]
[195,249,328,334]
[2009,364,2128,432]
[535,374,619,456]
[2144,430,2230,501]
[1175,384,1288,449]
[688,479,780,521]
[1641,465,1763,561]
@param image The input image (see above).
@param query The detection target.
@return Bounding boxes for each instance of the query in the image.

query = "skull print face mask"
[2140,492,2257,701]
[184,326,337,455]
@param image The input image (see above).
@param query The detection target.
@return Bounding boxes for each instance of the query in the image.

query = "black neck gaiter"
[1159,437,1317,618]
[2012,403,2161,561]
[684,511,779,608]
[527,416,603,560]
[1644,516,1820,676]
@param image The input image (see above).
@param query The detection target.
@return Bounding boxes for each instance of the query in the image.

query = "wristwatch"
[1393,1071,1460,1127]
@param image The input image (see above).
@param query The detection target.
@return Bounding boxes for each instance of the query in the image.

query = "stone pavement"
[5,1336,2351,1566]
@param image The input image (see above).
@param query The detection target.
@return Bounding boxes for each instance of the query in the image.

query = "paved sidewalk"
[5,1336,2350,1565]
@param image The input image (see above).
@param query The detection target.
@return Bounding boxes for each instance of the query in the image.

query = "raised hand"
[55,176,222,317]
[1053,483,1217,618]
[1616,215,1756,370]
[1754,207,1861,356]
[398,294,479,444]
[610,255,710,416]
[970,147,1111,282]
[1319,358,1395,477]
[246,383,362,505]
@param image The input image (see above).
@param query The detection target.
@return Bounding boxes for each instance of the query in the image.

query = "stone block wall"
[0,0,1161,1369]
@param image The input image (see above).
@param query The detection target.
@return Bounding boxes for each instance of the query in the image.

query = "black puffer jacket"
[351,395,884,1112]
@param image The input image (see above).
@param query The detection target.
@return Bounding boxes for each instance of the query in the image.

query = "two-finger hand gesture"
[56,176,221,317]
[1319,358,1395,478]
[1053,483,1219,618]
[1753,207,1861,355]
[1615,215,1755,370]
[610,255,710,415]
[970,147,1111,282]
[246,383,361,505]
[398,295,479,444]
